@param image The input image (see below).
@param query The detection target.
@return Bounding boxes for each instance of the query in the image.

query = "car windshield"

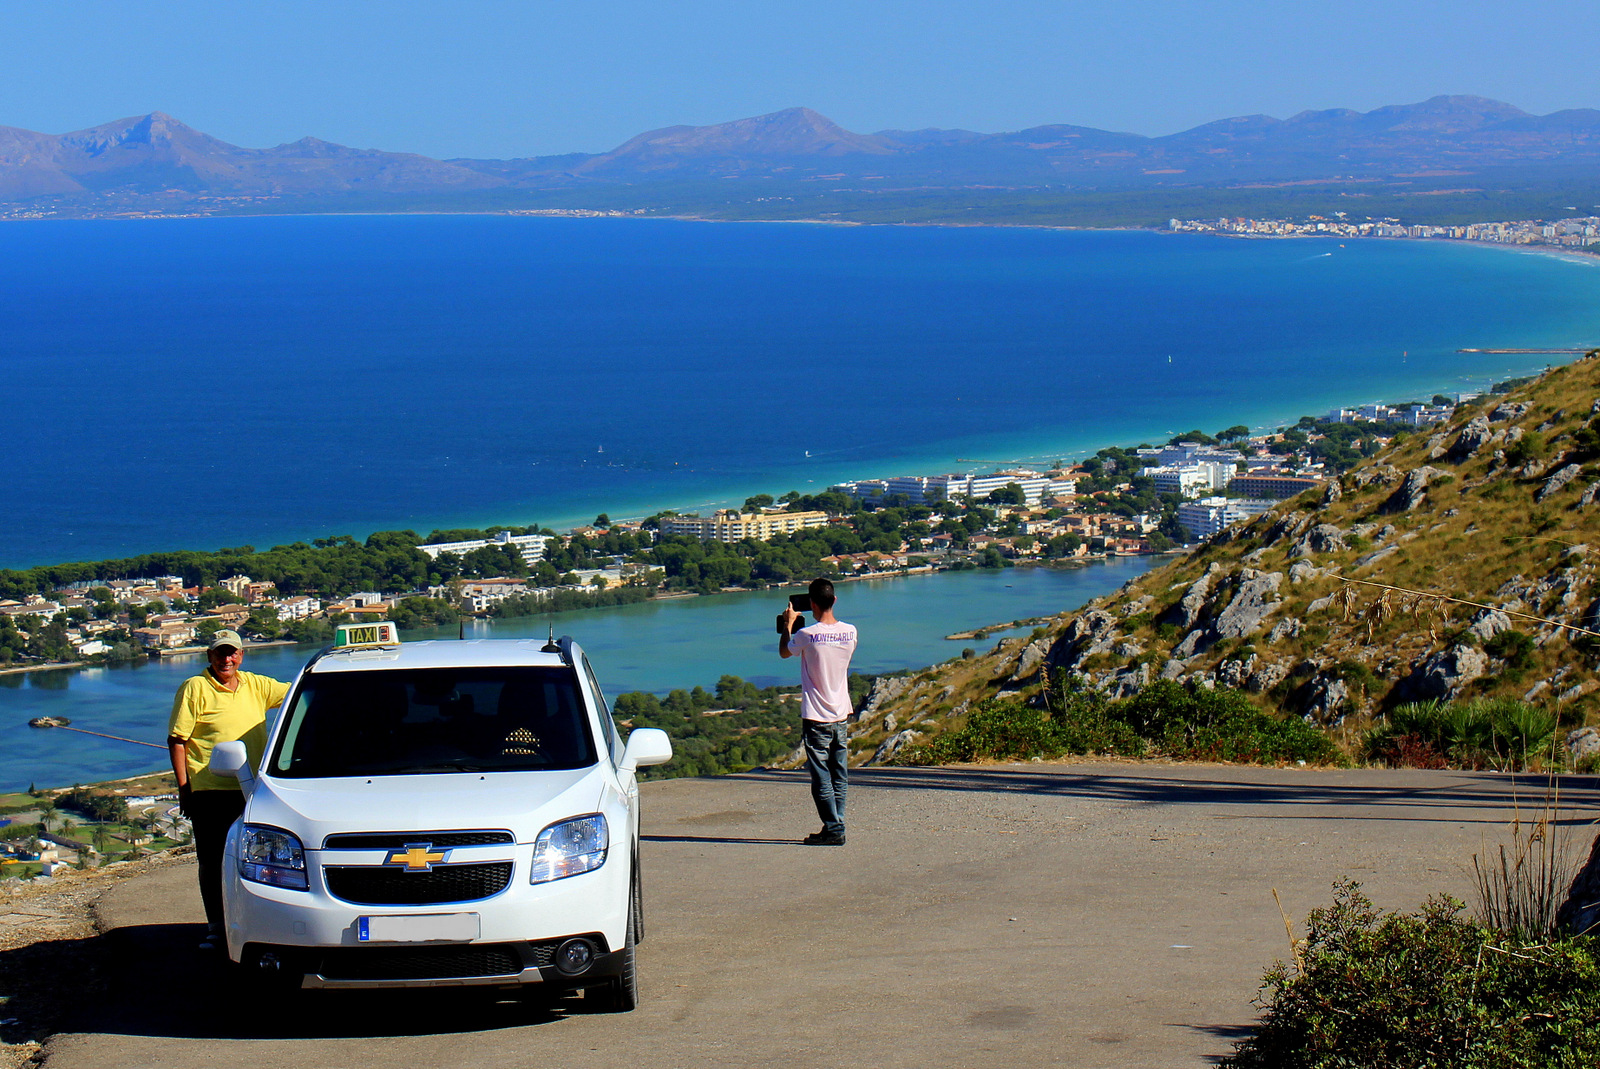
[269,666,596,778]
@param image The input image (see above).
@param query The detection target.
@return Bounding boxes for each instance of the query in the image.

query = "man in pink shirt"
[779,577,858,846]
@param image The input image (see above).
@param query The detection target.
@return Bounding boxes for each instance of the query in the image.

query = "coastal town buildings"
[416,530,550,565]
[659,509,829,543]
[1168,214,1600,252]
[832,470,1068,507]
[1177,497,1273,541]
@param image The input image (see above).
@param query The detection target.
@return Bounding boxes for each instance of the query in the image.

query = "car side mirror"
[618,728,673,774]
[208,740,255,791]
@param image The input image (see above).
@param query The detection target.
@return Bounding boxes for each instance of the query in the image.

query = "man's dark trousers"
[802,720,848,837]
[188,790,246,929]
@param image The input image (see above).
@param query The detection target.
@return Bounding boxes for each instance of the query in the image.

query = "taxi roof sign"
[334,621,401,649]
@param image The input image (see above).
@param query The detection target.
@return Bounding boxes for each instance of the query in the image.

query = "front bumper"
[222,842,632,990]
[241,935,625,990]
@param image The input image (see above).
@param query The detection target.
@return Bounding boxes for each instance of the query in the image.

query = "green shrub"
[1364,699,1556,771]
[896,678,1334,767]
[1225,882,1600,1068]
[1486,629,1536,673]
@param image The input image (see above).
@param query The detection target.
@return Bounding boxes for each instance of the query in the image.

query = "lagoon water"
[2,558,1151,792]
[3,217,1600,569]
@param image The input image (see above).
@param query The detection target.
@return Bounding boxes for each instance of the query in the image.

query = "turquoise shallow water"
[2,218,1598,569]
[1,558,1152,792]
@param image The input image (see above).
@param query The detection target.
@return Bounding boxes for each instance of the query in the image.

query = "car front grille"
[316,945,523,981]
[324,862,515,905]
[322,830,515,850]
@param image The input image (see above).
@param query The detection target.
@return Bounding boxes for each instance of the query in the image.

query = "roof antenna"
[541,625,560,653]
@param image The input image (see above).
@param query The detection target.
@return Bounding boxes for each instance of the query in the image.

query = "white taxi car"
[208,624,672,1008]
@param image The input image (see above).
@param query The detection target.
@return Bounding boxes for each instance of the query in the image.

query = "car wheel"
[631,853,645,944]
[591,891,639,1012]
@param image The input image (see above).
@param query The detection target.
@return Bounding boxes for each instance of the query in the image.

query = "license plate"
[357,912,481,943]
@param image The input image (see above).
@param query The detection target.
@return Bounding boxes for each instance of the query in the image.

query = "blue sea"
[3,216,1599,570]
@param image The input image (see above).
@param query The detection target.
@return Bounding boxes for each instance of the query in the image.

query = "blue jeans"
[803,721,848,836]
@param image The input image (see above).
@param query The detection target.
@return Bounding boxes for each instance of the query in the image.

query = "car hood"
[244,765,609,847]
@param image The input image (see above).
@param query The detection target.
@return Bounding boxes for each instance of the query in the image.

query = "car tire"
[592,891,639,1012]
[631,853,645,944]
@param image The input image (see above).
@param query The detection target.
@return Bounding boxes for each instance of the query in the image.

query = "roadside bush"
[895,678,1335,766]
[1225,882,1600,1067]
[1365,699,1557,771]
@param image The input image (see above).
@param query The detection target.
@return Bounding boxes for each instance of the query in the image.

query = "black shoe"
[803,831,846,846]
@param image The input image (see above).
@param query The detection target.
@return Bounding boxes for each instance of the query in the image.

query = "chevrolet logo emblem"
[385,843,450,872]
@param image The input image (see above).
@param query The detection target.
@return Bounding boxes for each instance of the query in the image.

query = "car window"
[269,666,596,778]
[582,656,618,758]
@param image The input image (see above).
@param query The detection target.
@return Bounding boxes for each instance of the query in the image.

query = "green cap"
[208,629,245,652]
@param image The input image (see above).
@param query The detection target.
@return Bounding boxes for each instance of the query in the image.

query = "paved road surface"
[40,763,1600,1069]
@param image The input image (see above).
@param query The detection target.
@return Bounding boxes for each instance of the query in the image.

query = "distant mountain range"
[3,96,1599,220]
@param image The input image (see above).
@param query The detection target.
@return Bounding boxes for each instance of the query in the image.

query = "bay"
[1,558,1151,793]
[2,218,1598,570]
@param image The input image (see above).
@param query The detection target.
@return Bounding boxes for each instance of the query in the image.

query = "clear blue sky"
[3,0,1593,159]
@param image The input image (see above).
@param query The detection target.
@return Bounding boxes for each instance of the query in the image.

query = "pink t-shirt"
[791,621,858,723]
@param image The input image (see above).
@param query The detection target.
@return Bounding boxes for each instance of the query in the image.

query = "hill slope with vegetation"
[849,354,1600,768]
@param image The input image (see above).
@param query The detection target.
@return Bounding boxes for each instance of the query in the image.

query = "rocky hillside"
[852,354,1600,763]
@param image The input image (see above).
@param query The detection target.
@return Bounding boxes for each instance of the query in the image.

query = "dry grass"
[1472,780,1582,938]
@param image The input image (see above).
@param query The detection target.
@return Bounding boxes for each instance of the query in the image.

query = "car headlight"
[529,814,608,884]
[239,824,308,891]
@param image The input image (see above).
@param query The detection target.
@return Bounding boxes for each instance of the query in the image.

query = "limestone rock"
[1307,594,1337,614]
[1012,639,1050,681]
[1402,644,1489,700]
[1103,663,1151,699]
[1467,608,1515,643]
[1213,570,1285,640]
[1297,524,1347,556]
[1246,660,1290,694]
[1267,617,1304,644]
[1567,727,1600,761]
[1258,515,1300,548]
[1287,561,1321,584]
[1050,608,1123,671]
[1121,595,1154,618]
[1159,659,1186,681]
[868,729,921,766]
[1172,629,1206,659]
[1350,464,1399,489]
[1536,463,1585,502]
[1322,481,1343,506]
[1449,416,1496,460]
[1113,640,1144,659]
[1301,674,1353,727]
[1215,655,1255,690]
[1382,466,1446,513]
[856,676,914,724]
[1560,681,1595,703]
[1491,400,1533,422]
[1354,546,1399,569]
[1174,563,1225,630]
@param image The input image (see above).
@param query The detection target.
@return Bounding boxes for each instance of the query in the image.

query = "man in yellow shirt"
[167,629,290,950]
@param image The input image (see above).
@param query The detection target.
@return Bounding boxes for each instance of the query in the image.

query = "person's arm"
[778,606,800,658]
[168,735,192,814]
[265,676,291,709]
[168,679,196,814]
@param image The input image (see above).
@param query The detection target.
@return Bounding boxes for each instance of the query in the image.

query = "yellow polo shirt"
[168,670,291,792]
